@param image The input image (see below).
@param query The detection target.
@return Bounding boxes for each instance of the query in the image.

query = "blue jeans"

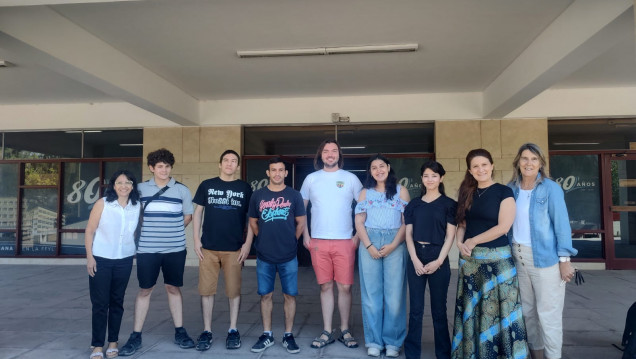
[404,244,451,359]
[358,228,407,351]
[256,257,298,296]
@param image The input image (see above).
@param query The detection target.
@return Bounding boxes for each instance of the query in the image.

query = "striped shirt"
[354,185,407,229]
[137,177,193,253]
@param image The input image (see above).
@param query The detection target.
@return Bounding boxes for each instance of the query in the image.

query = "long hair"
[314,139,344,170]
[104,169,140,205]
[363,154,398,200]
[510,143,549,185]
[420,160,446,197]
[456,149,493,224]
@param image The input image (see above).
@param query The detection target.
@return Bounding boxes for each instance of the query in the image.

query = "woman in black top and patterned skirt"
[451,149,529,359]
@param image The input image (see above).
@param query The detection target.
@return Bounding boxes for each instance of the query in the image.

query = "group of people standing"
[85,140,577,359]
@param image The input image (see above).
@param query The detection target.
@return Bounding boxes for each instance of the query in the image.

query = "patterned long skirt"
[451,246,529,359]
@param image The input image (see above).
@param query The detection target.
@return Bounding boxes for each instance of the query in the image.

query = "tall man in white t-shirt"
[300,140,363,350]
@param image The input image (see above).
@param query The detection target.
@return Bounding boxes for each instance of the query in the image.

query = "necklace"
[476,186,490,198]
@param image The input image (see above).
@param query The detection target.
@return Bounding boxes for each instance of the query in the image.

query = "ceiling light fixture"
[553,142,600,145]
[237,43,418,58]
[0,60,15,67]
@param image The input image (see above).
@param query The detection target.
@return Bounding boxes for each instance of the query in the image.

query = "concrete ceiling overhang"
[0,0,634,125]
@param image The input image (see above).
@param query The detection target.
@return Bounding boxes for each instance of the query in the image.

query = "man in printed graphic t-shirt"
[120,148,195,356]
[248,157,306,354]
[191,149,253,351]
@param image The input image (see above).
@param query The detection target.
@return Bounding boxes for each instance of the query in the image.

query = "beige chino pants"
[512,243,566,359]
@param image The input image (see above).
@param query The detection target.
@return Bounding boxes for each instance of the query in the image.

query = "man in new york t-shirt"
[191,149,253,351]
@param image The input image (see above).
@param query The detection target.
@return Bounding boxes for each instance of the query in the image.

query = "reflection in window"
[550,154,602,258]
[4,131,81,159]
[61,232,85,255]
[84,130,143,158]
[0,164,18,230]
[63,162,100,230]
[0,232,16,255]
[21,188,58,256]
[24,163,59,186]
[104,161,143,185]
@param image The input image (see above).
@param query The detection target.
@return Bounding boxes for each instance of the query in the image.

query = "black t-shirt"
[248,186,306,264]
[465,183,513,248]
[404,195,457,246]
[192,177,253,251]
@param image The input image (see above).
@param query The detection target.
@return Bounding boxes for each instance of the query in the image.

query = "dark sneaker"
[174,327,195,349]
[282,333,300,354]
[119,332,142,356]
[226,330,241,349]
[196,331,213,351]
[251,333,274,353]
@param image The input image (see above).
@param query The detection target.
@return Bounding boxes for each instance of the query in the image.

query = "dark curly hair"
[363,154,398,200]
[105,169,140,205]
[147,148,175,167]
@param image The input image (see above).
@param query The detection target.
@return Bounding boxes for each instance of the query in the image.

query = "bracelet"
[366,243,373,249]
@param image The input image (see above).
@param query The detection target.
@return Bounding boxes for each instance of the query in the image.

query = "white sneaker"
[386,348,400,357]
[367,347,381,357]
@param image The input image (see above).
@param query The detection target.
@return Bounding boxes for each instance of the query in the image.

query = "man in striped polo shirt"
[120,148,195,356]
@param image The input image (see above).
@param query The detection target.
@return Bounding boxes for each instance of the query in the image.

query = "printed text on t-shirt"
[259,197,291,222]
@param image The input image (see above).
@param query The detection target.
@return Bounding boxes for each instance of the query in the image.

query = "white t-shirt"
[512,189,532,246]
[300,169,363,239]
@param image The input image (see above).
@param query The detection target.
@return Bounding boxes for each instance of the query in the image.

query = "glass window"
[549,119,636,150]
[0,232,16,256]
[62,162,100,230]
[244,123,434,156]
[104,161,143,185]
[24,162,59,186]
[387,157,433,200]
[21,188,58,256]
[84,129,143,158]
[4,131,81,159]
[61,232,85,255]
[550,154,602,258]
[0,164,18,230]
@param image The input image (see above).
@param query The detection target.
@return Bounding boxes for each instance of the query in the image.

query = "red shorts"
[309,238,356,285]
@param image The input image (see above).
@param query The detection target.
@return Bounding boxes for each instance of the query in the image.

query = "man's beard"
[324,161,338,169]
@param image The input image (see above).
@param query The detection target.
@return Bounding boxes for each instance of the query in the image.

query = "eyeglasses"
[115,181,134,187]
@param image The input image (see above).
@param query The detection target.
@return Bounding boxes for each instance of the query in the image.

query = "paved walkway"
[0,264,634,359]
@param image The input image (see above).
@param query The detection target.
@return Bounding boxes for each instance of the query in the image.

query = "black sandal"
[310,330,335,348]
[338,329,359,348]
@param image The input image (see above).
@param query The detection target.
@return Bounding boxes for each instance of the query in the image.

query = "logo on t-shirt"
[207,188,245,209]
[259,197,292,222]
[336,181,344,188]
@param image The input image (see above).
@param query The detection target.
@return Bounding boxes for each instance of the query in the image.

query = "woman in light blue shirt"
[85,170,141,359]
[355,154,410,358]
[508,143,578,359]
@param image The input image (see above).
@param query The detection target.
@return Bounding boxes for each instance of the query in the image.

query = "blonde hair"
[510,143,549,185]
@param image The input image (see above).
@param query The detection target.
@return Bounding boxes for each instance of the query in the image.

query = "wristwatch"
[559,256,570,262]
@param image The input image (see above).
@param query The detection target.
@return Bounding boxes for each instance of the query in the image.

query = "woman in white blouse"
[85,170,141,359]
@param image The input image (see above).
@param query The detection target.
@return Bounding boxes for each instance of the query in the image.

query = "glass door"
[605,154,636,268]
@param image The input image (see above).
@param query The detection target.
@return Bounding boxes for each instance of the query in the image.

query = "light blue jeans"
[358,227,407,351]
